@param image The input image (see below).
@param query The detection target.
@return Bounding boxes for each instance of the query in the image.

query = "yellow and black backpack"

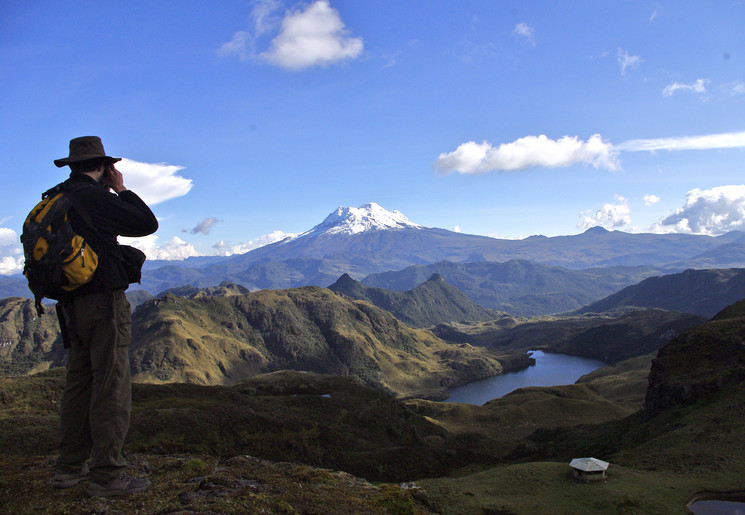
[21,183,99,314]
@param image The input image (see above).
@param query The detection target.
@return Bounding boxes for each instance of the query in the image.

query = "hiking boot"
[88,475,151,498]
[53,464,89,488]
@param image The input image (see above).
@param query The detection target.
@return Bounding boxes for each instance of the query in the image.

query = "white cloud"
[577,196,630,230]
[618,131,745,152]
[190,217,222,235]
[219,30,254,61]
[261,0,363,70]
[512,22,535,45]
[618,48,643,75]
[117,158,192,205]
[662,78,709,97]
[435,130,745,175]
[219,0,362,70]
[119,229,298,261]
[644,194,661,206]
[120,235,200,261]
[651,185,745,235]
[218,0,282,61]
[251,0,283,36]
[434,134,620,174]
[212,230,297,256]
[452,226,461,233]
[722,80,745,96]
[0,227,23,275]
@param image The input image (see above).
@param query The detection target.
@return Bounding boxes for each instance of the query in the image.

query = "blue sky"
[2,0,744,273]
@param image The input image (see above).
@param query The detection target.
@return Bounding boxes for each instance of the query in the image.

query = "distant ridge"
[328,273,501,327]
[361,260,660,317]
[576,268,745,318]
[158,281,251,299]
[5,203,745,304]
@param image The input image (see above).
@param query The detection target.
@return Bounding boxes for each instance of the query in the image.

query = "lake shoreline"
[444,350,607,405]
[498,351,538,373]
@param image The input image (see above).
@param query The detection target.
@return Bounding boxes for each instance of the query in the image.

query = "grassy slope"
[0,369,498,482]
[419,386,745,514]
[418,305,745,514]
[578,268,745,318]
[405,352,652,450]
[130,287,503,399]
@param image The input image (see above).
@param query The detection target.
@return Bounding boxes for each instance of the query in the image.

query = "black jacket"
[60,174,158,298]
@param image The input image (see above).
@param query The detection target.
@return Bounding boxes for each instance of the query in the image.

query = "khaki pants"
[56,290,132,484]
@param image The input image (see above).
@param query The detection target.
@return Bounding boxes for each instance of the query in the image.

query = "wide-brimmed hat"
[54,136,122,167]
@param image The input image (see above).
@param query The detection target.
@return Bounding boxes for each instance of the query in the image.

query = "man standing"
[50,136,158,497]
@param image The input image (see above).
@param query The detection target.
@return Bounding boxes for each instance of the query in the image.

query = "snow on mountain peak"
[309,202,421,236]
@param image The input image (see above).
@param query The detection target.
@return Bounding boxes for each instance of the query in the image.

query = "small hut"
[569,457,609,481]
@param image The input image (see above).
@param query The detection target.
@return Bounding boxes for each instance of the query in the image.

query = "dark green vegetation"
[329,272,500,327]
[0,369,493,482]
[0,370,442,513]
[578,267,745,318]
[129,286,503,398]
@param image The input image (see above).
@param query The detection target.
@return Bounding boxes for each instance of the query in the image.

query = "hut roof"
[569,457,609,472]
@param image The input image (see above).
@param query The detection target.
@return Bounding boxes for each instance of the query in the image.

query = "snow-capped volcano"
[304,203,422,237]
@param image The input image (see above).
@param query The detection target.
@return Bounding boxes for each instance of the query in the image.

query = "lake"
[445,350,606,406]
[689,498,745,514]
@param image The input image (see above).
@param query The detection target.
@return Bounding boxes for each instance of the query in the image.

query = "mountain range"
[125,203,745,307]
[4,203,745,317]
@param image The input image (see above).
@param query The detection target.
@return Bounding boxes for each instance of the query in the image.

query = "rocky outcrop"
[644,299,745,415]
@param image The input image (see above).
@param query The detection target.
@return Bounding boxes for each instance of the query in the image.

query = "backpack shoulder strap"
[56,181,98,233]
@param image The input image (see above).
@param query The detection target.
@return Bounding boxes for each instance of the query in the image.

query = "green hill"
[130,286,503,398]
[578,267,745,317]
[328,272,501,327]
[0,297,64,374]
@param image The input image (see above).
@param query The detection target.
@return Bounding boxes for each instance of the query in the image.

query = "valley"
[1,302,744,512]
[1,205,745,512]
